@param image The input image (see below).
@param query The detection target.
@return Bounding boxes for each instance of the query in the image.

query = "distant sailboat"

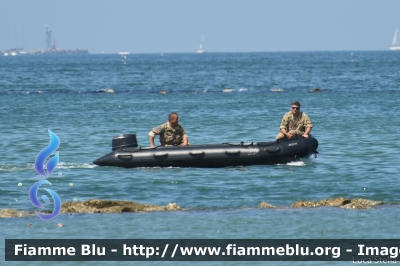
[197,35,206,53]
[390,29,400,50]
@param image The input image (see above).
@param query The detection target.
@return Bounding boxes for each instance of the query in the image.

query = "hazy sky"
[1,0,400,53]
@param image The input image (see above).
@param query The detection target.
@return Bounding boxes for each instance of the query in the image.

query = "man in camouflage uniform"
[149,112,189,147]
[276,101,313,140]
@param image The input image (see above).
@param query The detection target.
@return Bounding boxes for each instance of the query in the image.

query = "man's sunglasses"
[291,106,300,110]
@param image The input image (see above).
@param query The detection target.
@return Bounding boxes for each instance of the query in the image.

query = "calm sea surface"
[1,52,400,265]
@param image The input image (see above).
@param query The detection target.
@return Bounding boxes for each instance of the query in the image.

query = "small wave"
[95,88,114,93]
[0,162,96,172]
[56,162,97,169]
[1,88,397,96]
[0,163,33,172]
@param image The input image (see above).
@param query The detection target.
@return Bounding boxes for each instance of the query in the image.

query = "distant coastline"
[2,48,88,56]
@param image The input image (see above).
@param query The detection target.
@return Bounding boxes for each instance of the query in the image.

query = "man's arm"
[279,114,292,138]
[148,122,167,147]
[181,136,188,146]
[149,135,156,147]
[280,128,292,138]
[301,113,313,138]
[179,125,189,146]
[149,127,160,147]
[302,127,312,138]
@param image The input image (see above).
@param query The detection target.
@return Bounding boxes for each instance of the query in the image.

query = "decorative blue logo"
[29,130,61,221]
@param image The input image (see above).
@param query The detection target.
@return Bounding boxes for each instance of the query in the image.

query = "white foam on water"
[0,164,32,172]
[286,161,306,166]
[275,161,307,166]
[56,162,97,169]
[0,162,98,172]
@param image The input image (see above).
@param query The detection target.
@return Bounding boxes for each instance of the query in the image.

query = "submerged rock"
[60,199,181,213]
[0,198,384,218]
[291,197,382,209]
[320,197,351,206]
[0,209,30,218]
[259,202,275,208]
[96,88,114,93]
[310,87,323,92]
[341,198,383,210]
[165,203,181,211]
[291,200,321,208]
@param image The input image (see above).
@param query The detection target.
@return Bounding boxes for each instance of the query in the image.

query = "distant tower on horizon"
[51,38,57,51]
[45,26,52,50]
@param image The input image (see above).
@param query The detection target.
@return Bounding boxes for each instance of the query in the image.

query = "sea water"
[1,51,400,265]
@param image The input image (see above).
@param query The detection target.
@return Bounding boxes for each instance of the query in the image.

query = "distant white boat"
[390,29,400,50]
[197,35,206,53]
[118,52,130,55]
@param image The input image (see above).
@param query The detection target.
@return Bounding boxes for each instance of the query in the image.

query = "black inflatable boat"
[93,134,319,168]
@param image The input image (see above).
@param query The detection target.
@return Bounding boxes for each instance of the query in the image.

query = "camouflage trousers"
[276,130,304,140]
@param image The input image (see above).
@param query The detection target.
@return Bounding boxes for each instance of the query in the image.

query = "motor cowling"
[112,134,138,150]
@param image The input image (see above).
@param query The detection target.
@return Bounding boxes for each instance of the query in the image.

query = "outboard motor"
[112,134,138,150]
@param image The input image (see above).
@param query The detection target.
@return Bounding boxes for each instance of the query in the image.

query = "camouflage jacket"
[279,111,312,132]
[149,122,188,146]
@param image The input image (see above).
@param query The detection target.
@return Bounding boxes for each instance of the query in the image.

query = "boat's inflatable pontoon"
[93,134,319,168]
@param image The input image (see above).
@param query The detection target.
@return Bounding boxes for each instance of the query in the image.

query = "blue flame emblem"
[29,130,61,221]
[35,130,60,177]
